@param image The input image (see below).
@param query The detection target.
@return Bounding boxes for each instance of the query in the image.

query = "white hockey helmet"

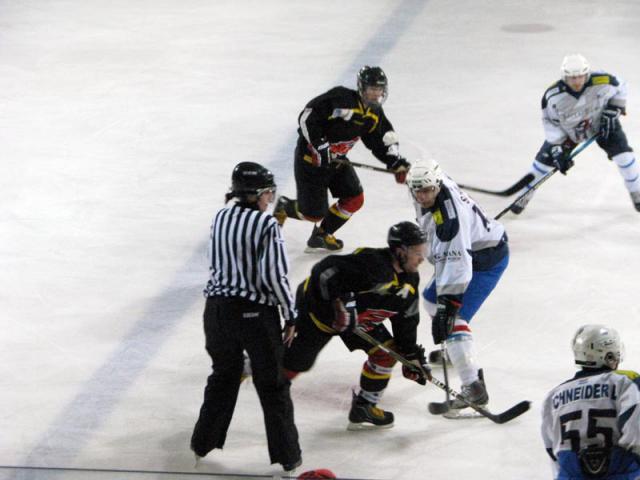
[561,54,591,81]
[406,158,443,192]
[572,324,623,369]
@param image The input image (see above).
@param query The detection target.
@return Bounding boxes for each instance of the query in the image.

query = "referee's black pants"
[191,296,301,466]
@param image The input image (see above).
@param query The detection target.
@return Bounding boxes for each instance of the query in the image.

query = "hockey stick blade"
[428,399,531,424]
[351,329,531,424]
[458,173,535,197]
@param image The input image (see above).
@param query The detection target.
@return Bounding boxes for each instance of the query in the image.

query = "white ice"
[1,1,639,479]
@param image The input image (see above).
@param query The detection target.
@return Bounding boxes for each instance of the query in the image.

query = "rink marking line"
[18,0,429,473]
[0,464,377,480]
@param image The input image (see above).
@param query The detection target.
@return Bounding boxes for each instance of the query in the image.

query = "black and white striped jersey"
[204,202,296,323]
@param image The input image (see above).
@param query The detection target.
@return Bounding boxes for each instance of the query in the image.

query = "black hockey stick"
[457,173,535,197]
[495,135,598,220]
[352,328,531,424]
[331,158,391,173]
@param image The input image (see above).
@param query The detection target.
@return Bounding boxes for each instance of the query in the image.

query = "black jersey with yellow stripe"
[298,247,420,352]
[297,86,396,167]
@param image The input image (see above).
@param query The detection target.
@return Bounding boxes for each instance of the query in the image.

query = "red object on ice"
[297,468,337,479]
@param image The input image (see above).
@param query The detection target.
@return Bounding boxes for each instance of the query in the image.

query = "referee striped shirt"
[204,202,297,323]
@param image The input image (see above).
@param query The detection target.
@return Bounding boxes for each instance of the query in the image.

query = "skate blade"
[443,409,485,420]
[347,421,394,431]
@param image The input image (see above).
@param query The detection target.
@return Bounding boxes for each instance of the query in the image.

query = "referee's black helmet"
[230,162,276,197]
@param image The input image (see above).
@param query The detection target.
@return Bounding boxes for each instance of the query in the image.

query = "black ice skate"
[305,226,344,253]
[510,190,534,215]
[273,196,300,226]
[630,191,640,212]
[347,393,394,430]
[443,369,489,419]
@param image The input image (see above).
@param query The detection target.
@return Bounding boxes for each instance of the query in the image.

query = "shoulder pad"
[590,73,619,87]
[614,370,640,381]
[542,82,563,108]
[434,187,460,242]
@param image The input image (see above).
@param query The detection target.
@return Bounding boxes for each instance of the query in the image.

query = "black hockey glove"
[388,157,411,184]
[331,292,357,333]
[551,145,574,175]
[599,106,622,141]
[402,345,432,385]
[312,141,331,168]
[432,296,462,344]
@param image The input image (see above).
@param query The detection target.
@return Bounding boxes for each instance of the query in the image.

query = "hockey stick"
[495,135,598,220]
[352,328,531,424]
[429,342,452,415]
[457,173,535,197]
[331,158,391,174]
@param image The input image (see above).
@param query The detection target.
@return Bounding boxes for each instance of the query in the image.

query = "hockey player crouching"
[541,325,640,479]
[406,159,510,416]
[282,222,431,430]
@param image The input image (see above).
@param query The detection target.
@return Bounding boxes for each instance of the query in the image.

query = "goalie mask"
[572,324,623,369]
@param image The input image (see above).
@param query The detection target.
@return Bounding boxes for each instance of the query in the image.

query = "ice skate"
[305,226,344,253]
[630,191,640,212]
[347,393,394,430]
[443,369,489,419]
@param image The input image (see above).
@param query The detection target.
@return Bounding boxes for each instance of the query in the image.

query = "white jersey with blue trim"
[541,369,640,476]
[542,70,627,144]
[413,176,505,297]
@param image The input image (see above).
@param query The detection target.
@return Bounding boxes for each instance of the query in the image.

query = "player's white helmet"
[561,54,590,81]
[406,158,443,192]
[572,324,623,369]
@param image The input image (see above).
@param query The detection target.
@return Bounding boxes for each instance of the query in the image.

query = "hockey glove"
[551,145,574,175]
[388,157,411,184]
[312,141,331,168]
[599,106,622,141]
[402,344,432,385]
[432,296,462,344]
[331,293,357,333]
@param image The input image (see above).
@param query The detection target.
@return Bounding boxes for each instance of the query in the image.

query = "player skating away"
[273,66,411,252]
[511,54,640,214]
[406,159,509,417]
[541,325,640,479]
[283,222,431,430]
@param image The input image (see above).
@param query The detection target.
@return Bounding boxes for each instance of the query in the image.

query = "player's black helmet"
[387,221,427,250]
[357,66,388,107]
[230,161,276,197]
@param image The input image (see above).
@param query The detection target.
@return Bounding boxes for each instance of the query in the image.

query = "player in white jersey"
[541,325,640,479]
[512,54,640,214]
[405,159,509,413]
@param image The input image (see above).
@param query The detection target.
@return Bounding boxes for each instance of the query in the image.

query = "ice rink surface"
[1,1,639,478]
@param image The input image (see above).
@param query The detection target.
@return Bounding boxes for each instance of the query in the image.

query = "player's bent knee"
[338,192,364,214]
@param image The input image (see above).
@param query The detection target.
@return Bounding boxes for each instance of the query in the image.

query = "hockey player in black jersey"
[283,222,431,430]
[273,66,411,252]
